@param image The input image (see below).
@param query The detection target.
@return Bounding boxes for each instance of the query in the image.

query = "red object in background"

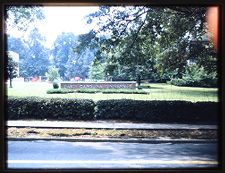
[31,77,39,82]
[75,77,80,81]
[206,7,219,51]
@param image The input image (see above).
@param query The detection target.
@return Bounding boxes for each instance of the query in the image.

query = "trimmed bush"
[53,81,59,89]
[47,88,149,94]
[7,97,218,124]
[76,89,149,94]
[7,97,95,120]
[46,89,75,94]
[76,89,100,94]
[95,100,218,124]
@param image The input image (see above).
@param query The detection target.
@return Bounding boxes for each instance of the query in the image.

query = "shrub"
[95,99,218,124]
[7,97,95,120]
[46,89,75,94]
[76,89,148,94]
[76,89,101,93]
[7,97,218,124]
[169,64,218,87]
[53,81,59,89]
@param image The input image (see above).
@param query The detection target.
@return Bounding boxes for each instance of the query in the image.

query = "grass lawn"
[6,81,218,102]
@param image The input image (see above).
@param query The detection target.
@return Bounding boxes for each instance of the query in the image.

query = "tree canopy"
[75,6,217,85]
[19,28,50,78]
[5,52,18,88]
[5,5,45,31]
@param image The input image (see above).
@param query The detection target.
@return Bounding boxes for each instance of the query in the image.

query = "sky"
[38,6,99,48]
[8,6,99,48]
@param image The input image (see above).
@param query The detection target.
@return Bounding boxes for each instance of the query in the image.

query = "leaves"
[5,5,45,31]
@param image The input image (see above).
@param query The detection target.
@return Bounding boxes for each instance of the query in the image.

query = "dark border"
[0,0,225,173]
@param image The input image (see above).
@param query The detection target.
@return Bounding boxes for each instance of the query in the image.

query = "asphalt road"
[7,140,218,169]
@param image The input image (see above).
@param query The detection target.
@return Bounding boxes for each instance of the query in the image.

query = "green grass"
[6,82,218,102]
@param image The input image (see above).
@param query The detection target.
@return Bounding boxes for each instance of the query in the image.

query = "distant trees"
[5,53,18,88]
[6,6,50,79]
[19,28,50,78]
[52,32,95,80]
[52,32,78,80]
[7,31,95,81]
[46,67,60,82]
[88,59,105,80]
[7,31,50,79]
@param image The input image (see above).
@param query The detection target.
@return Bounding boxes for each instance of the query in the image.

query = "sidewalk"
[7,120,217,130]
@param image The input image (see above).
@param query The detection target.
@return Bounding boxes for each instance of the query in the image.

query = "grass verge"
[7,128,217,140]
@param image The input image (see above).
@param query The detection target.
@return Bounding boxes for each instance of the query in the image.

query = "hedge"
[46,88,149,94]
[7,97,95,120]
[46,89,75,94]
[94,100,218,124]
[7,97,219,124]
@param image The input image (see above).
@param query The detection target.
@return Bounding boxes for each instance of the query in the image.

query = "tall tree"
[76,6,217,84]
[65,48,95,80]
[20,28,50,78]
[7,35,27,75]
[52,32,78,80]
[5,53,18,88]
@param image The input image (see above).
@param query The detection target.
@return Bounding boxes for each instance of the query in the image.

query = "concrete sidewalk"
[7,120,217,130]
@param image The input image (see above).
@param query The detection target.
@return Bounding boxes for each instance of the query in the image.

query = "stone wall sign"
[60,81,136,89]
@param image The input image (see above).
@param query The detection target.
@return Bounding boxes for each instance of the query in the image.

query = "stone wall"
[60,81,136,89]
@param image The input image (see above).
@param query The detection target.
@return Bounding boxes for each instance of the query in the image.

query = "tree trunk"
[9,78,13,88]
[136,74,141,89]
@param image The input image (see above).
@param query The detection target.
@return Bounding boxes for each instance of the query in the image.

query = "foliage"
[46,67,60,82]
[169,64,218,87]
[52,81,59,89]
[5,5,45,31]
[88,59,106,80]
[5,52,18,88]
[7,96,95,120]
[95,99,218,124]
[7,97,218,123]
[76,89,149,94]
[76,89,100,93]
[46,88,148,94]
[46,89,75,94]
[19,28,50,78]
[52,32,88,80]
[75,6,217,85]
[65,49,95,81]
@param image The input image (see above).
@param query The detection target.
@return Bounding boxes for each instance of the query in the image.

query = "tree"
[5,5,45,32]
[46,67,60,82]
[6,53,18,88]
[52,32,78,80]
[65,49,95,80]
[88,59,106,80]
[75,6,217,85]
[20,28,50,78]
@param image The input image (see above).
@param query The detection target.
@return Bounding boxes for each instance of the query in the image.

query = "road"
[7,140,218,169]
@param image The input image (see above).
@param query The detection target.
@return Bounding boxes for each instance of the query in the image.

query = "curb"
[7,137,218,143]
[7,121,218,130]
[7,126,218,130]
